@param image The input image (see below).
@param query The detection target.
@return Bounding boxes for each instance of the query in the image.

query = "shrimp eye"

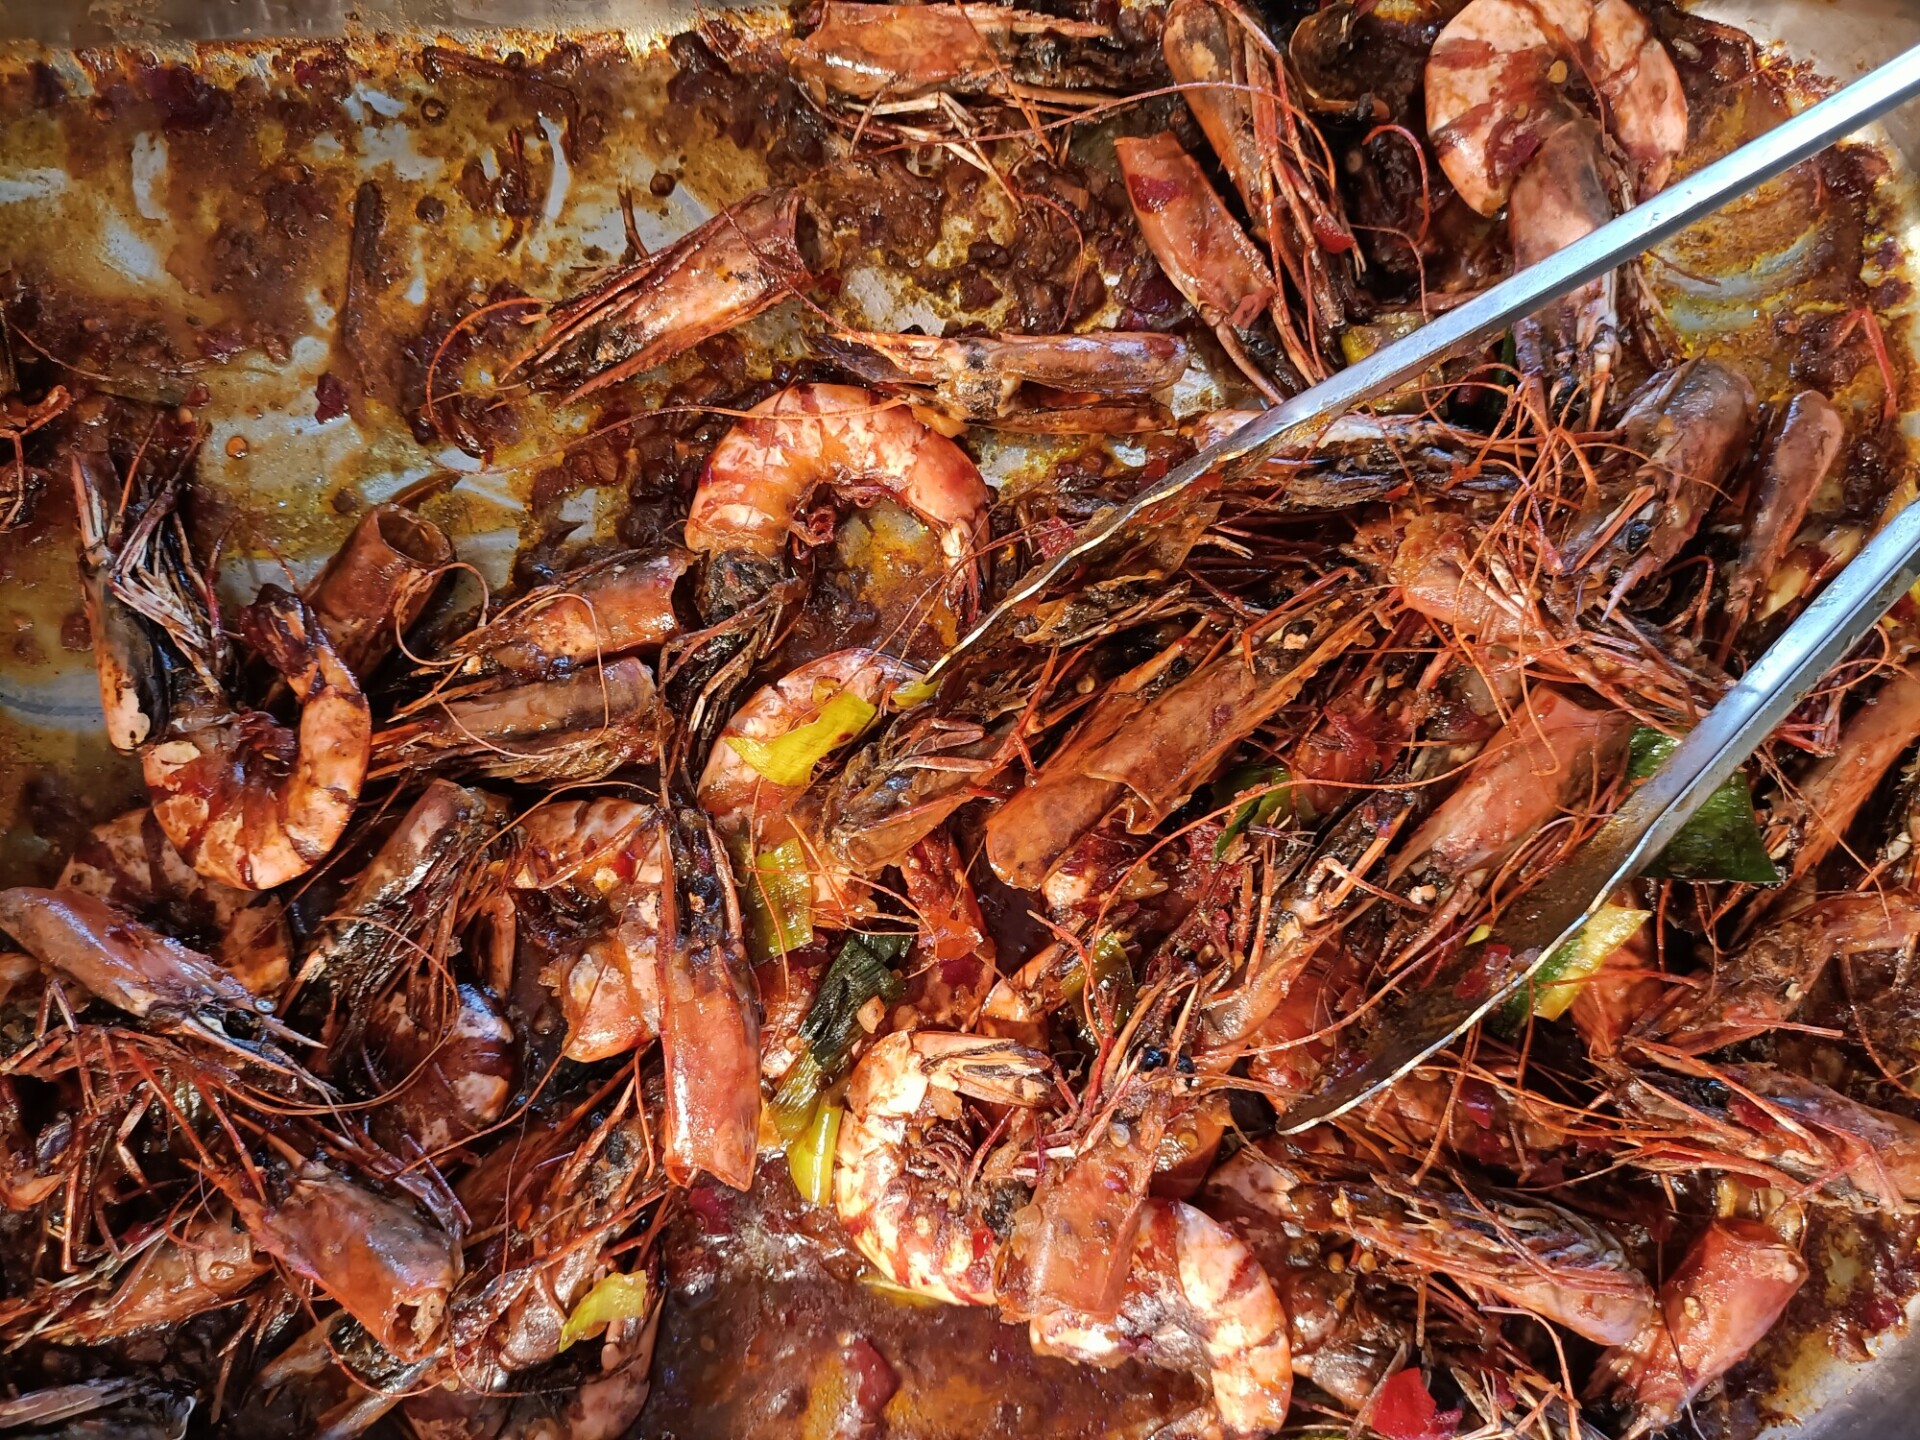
[1140,1046,1168,1070]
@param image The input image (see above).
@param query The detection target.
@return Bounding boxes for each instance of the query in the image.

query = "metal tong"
[923,43,1920,1125]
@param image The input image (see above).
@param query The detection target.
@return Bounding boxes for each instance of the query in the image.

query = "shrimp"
[986,587,1377,889]
[1560,360,1758,606]
[687,383,989,586]
[1586,1219,1807,1436]
[59,806,292,996]
[1187,410,1485,511]
[822,711,1019,873]
[220,1160,460,1362]
[296,780,507,1043]
[46,1205,269,1343]
[1027,1199,1293,1440]
[0,887,306,1067]
[509,798,666,1065]
[512,187,808,402]
[1384,685,1632,929]
[306,503,452,681]
[373,656,660,784]
[833,1029,1052,1305]
[1161,0,1358,375]
[439,548,690,681]
[0,1074,67,1211]
[787,3,1109,103]
[367,981,517,1155]
[72,452,166,752]
[142,584,372,892]
[819,329,1189,433]
[1114,132,1292,401]
[657,808,761,1191]
[1614,1057,1920,1210]
[1645,891,1920,1054]
[1208,1140,1657,1345]
[1426,0,1687,403]
[1716,390,1845,656]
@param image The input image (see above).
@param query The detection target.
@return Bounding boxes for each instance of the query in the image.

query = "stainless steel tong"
[926,43,1920,1124]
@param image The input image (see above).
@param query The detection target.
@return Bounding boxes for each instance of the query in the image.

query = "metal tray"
[0,0,1916,1435]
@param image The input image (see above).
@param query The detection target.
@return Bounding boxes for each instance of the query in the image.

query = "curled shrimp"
[819,329,1189,433]
[59,806,292,996]
[1028,1198,1294,1440]
[834,1029,1052,1305]
[511,188,808,403]
[509,798,667,1064]
[1427,0,1686,402]
[143,584,372,892]
[687,383,990,596]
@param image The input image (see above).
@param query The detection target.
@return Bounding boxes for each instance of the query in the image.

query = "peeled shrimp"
[834,1029,1052,1305]
[687,383,989,575]
[1028,1199,1293,1440]
[143,585,372,892]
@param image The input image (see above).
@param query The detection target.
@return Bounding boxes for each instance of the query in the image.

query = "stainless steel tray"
[0,0,1915,1435]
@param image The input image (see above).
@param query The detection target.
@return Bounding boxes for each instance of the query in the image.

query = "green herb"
[1212,763,1294,859]
[738,837,814,961]
[725,689,878,786]
[768,932,910,1137]
[1627,728,1780,884]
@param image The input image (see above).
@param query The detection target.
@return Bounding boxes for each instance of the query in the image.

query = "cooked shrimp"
[0,1074,67,1211]
[221,1161,459,1362]
[367,981,517,1154]
[1427,0,1687,403]
[1716,390,1845,655]
[1209,1141,1656,1345]
[1187,409,1481,511]
[987,590,1376,889]
[820,329,1188,432]
[687,383,989,577]
[59,807,292,996]
[72,453,165,752]
[1560,360,1758,605]
[1646,891,1920,1054]
[787,2,1108,102]
[1114,132,1290,401]
[1028,1199,1293,1440]
[834,1029,1052,1305]
[440,548,690,681]
[700,648,919,924]
[0,887,305,1067]
[514,188,808,402]
[374,656,659,784]
[1427,0,1687,216]
[1587,1220,1806,1435]
[510,798,666,1064]
[143,584,372,892]
[50,1206,269,1343]
[306,503,452,682]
